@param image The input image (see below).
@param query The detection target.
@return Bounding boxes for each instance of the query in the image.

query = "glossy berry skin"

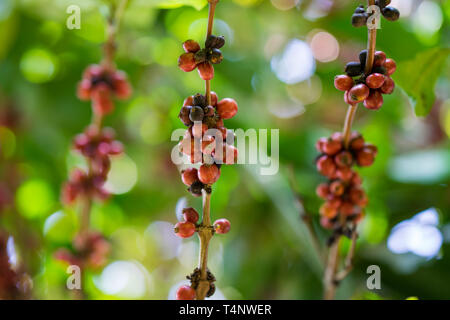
[334,75,354,91]
[345,62,362,77]
[365,73,385,89]
[198,164,220,184]
[384,58,396,76]
[181,168,199,186]
[336,167,354,181]
[373,51,387,67]
[329,180,345,196]
[320,203,338,219]
[214,218,231,234]
[176,285,196,300]
[91,84,114,116]
[197,62,214,80]
[382,6,400,21]
[183,207,199,223]
[352,13,368,28]
[217,98,238,119]
[356,148,375,167]
[316,155,336,178]
[349,84,370,103]
[363,90,383,110]
[183,40,200,53]
[350,135,365,150]
[316,183,329,199]
[335,151,353,168]
[174,221,196,238]
[323,139,342,156]
[178,53,197,72]
[380,77,395,94]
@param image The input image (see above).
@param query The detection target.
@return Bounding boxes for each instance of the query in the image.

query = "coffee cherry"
[181,168,199,186]
[198,164,220,184]
[339,202,355,216]
[77,79,92,100]
[183,40,201,53]
[217,144,238,165]
[334,75,354,91]
[344,90,357,105]
[356,148,375,166]
[316,183,329,199]
[210,91,218,106]
[193,93,207,107]
[349,188,368,207]
[91,84,114,116]
[214,218,231,234]
[380,76,395,94]
[178,53,197,72]
[323,138,342,156]
[189,181,204,197]
[336,167,354,181]
[329,180,345,196]
[375,0,391,8]
[183,207,199,223]
[373,51,387,67]
[350,134,365,150]
[217,98,238,119]
[359,50,367,66]
[384,58,396,76]
[363,90,383,110]
[189,106,204,122]
[316,155,336,177]
[352,13,368,27]
[331,132,343,141]
[202,136,216,155]
[335,151,353,168]
[382,6,400,21]
[351,172,363,185]
[320,217,334,229]
[365,144,378,156]
[192,123,208,139]
[320,203,338,219]
[345,62,363,77]
[176,285,196,300]
[354,5,366,14]
[315,137,327,153]
[206,35,225,49]
[174,221,196,238]
[328,197,342,209]
[349,84,370,103]
[179,106,192,126]
[198,62,214,80]
[366,73,385,89]
[210,48,223,64]
[372,65,386,75]
[111,71,132,99]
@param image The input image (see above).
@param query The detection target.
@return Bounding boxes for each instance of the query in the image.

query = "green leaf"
[134,0,207,10]
[394,48,450,117]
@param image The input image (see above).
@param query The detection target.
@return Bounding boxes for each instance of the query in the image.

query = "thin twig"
[323,0,377,300]
[335,228,358,282]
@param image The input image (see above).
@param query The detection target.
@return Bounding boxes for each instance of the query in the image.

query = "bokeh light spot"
[308,30,339,62]
[20,49,58,83]
[104,154,138,195]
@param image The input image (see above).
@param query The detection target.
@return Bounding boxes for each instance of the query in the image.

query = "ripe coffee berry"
[181,168,199,186]
[183,207,199,224]
[363,90,383,110]
[348,84,370,103]
[335,151,353,168]
[174,221,196,238]
[197,62,214,80]
[380,77,395,94]
[217,98,238,120]
[213,218,231,234]
[334,75,354,92]
[316,155,336,178]
[356,148,375,167]
[176,285,196,300]
[183,40,201,53]
[365,73,385,89]
[320,203,338,219]
[316,183,329,199]
[198,164,220,184]
[322,139,342,156]
[373,51,387,67]
[384,58,396,76]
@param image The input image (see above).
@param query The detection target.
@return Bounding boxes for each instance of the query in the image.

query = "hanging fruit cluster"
[315,132,377,231]
[335,50,397,110]
[351,1,399,27]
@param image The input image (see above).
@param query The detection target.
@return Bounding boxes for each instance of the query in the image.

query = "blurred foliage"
[0,0,449,300]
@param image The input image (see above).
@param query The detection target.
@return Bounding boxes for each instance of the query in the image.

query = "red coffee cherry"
[214,218,231,234]
[350,133,365,150]
[339,202,355,216]
[210,91,218,106]
[351,172,363,185]
[328,197,342,209]
[365,73,385,89]
[198,164,220,184]
[320,202,338,219]
[365,144,378,156]
[174,221,196,238]
[349,84,370,103]
[176,285,196,300]
[183,95,194,107]
[315,137,327,153]
[349,188,368,207]
[336,167,354,181]
[363,90,383,110]
[329,180,345,196]
[183,40,201,53]
[77,79,92,100]
[197,62,214,80]
[91,84,114,116]
[201,136,216,155]
[356,147,375,166]
[181,168,199,186]
[178,53,197,72]
[111,71,132,99]
[384,58,396,75]
[216,144,238,164]
[217,98,238,120]
[183,207,199,223]
[380,76,395,94]
[323,139,342,156]
[344,90,357,105]
[335,151,353,168]
[373,51,386,67]
[320,217,334,230]
[316,183,329,199]
[316,155,336,178]
[179,106,193,126]
[334,75,354,91]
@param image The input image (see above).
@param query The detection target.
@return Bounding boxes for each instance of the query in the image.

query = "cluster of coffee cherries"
[315,131,378,230]
[178,92,238,197]
[174,207,231,239]
[61,126,123,205]
[352,1,400,27]
[334,50,396,110]
[178,35,225,80]
[77,64,132,116]
[54,231,111,270]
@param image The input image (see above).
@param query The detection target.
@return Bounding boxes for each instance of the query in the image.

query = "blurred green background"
[0,0,449,300]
